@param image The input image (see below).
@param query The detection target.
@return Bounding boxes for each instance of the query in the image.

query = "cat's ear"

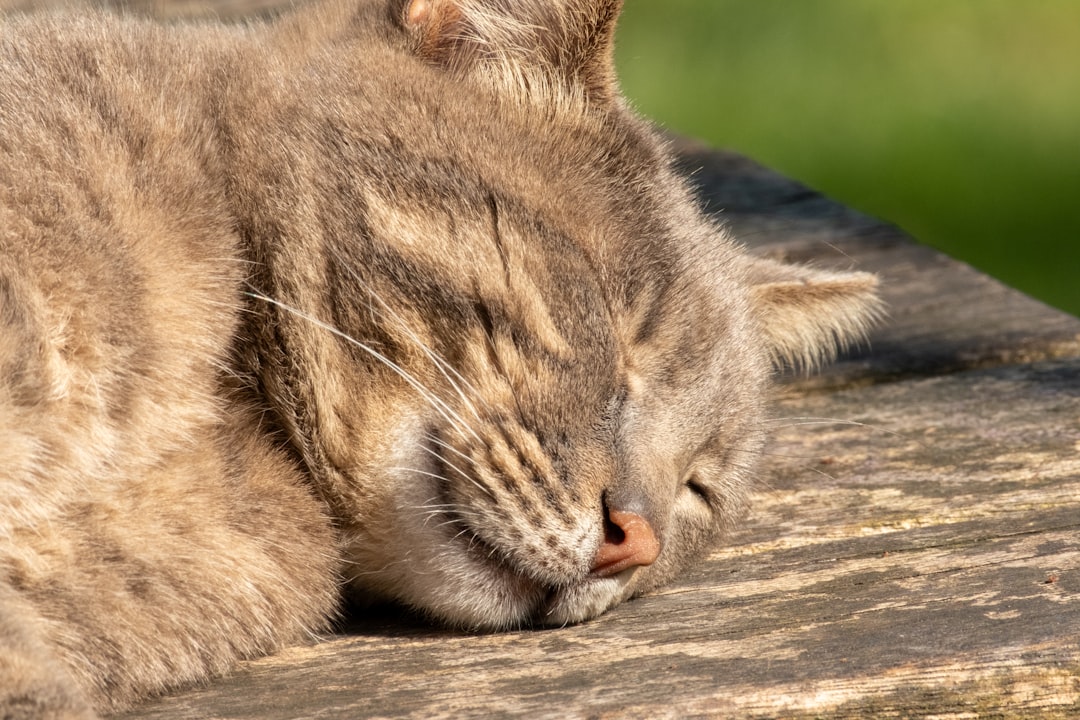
[399,0,623,102]
[743,256,884,371]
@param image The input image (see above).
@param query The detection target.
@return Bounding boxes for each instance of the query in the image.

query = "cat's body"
[0,1,881,717]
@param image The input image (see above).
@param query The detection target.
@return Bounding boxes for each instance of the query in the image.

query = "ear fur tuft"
[405,0,431,26]
[745,256,885,372]
[399,0,624,103]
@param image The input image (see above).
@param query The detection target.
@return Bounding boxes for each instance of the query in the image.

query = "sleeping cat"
[0,0,882,716]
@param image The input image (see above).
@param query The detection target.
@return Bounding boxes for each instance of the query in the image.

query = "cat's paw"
[0,631,99,720]
[0,692,98,720]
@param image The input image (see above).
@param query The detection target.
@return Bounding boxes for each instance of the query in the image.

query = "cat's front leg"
[0,590,98,720]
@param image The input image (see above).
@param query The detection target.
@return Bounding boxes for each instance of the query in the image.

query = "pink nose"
[591,509,660,578]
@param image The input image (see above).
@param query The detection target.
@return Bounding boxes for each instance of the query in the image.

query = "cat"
[0,0,882,717]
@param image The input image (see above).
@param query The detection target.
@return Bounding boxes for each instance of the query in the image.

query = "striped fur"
[0,0,880,715]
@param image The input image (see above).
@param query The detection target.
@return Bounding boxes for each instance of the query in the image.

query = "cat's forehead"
[350,26,736,393]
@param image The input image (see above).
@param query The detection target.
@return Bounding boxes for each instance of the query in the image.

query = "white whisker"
[247,291,483,443]
[425,432,479,468]
[418,445,495,500]
[330,247,487,421]
[388,466,451,484]
[766,416,915,444]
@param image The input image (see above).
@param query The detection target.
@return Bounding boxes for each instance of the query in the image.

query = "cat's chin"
[346,422,634,630]
[344,493,635,631]
[405,570,634,631]
[346,522,630,631]
[535,576,635,628]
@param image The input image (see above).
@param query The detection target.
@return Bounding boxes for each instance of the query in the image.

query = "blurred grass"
[615,0,1080,317]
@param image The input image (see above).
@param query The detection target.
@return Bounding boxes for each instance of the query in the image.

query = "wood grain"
[120,358,1080,719]
[672,140,1080,389]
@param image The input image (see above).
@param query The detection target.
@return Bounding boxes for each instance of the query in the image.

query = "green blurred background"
[615,0,1079,317]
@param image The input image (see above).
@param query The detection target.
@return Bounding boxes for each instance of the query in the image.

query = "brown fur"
[0,0,882,715]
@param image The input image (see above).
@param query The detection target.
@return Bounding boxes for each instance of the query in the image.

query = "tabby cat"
[0,0,882,716]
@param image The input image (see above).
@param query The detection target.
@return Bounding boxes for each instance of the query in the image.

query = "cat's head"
[255,0,881,629]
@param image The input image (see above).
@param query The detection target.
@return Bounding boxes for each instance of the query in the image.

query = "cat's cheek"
[343,433,546,629]
[346,494,546,630]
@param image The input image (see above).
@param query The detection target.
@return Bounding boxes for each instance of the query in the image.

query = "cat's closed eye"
[684,475,712,506]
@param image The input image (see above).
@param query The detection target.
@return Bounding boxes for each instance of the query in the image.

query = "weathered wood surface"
[9,0,1077,716]
[118,362,1080,719]
[672,139,1080,389]
[109,140,1080,718]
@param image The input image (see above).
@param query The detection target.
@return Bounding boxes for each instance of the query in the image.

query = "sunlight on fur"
[0,0,881,716]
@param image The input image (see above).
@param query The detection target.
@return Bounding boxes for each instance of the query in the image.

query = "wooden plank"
[672,139,1080,388]
[120,358,1080,719]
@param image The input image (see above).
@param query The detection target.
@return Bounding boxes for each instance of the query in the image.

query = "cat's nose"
[590,509,660,577]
